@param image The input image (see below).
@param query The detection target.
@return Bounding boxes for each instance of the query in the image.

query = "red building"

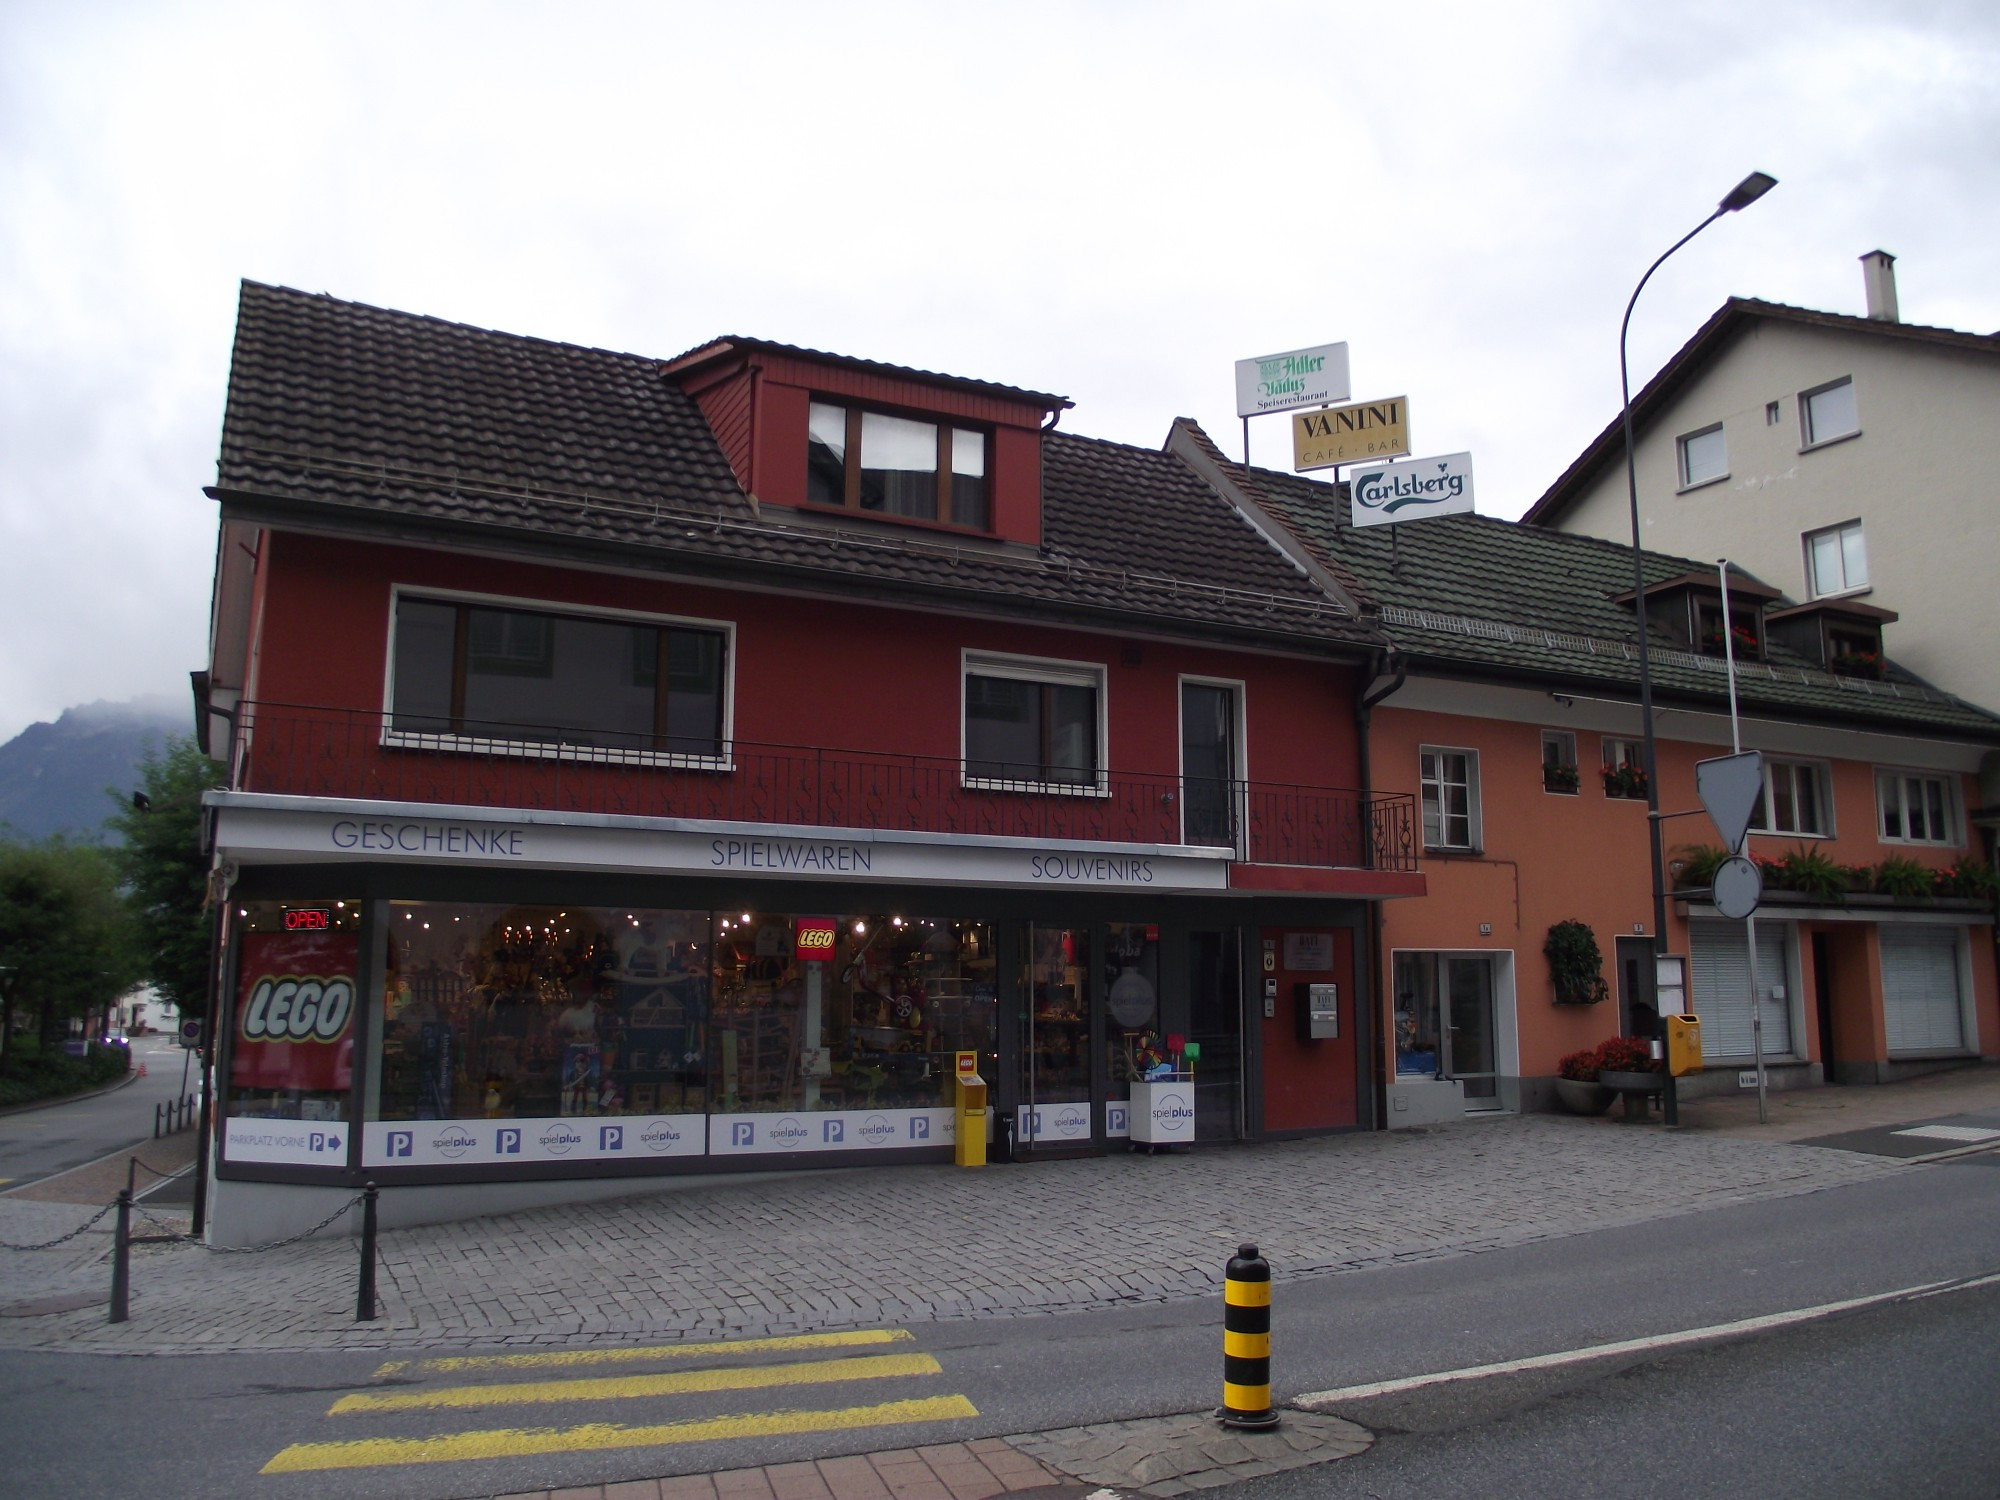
[197,285,1422,1241]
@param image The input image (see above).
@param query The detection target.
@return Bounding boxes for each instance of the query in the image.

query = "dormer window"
[807,400,990,530]
[1694,597,1759,660]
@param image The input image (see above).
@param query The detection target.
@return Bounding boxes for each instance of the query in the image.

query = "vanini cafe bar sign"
[1292,396,1411,471]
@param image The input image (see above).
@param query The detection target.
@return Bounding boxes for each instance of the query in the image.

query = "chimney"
[1860,249,1899,322]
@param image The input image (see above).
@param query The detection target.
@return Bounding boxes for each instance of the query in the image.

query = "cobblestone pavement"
[0,1105,1939,1357]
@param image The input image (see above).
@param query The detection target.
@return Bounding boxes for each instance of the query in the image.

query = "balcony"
[224,702,1417,875]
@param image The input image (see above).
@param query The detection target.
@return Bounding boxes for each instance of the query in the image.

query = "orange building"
[1224,456,2000,1121]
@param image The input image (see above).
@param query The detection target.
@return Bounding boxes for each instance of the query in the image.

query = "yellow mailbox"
[954,1050,987,1168]
[1666,1013,1703,1077]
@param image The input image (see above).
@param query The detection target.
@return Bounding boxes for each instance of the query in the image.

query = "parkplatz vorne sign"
[1234,341,1351,417]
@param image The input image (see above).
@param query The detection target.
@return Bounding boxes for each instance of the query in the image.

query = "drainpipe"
[1356,648,1406,1130]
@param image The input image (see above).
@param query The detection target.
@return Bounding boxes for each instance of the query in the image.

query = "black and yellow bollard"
[1218,1242,1280,1429]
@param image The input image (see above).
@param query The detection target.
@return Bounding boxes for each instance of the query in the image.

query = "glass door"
[1017,924,1095,1150]
[1181,682,1239,849]
[1445,957,1499,1105]
[1188,928,1245,1141]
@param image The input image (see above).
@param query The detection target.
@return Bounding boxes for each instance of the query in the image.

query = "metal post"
[109,1187,132,1324]
[356,1181,379,1322]
[1617,174,1777,1127]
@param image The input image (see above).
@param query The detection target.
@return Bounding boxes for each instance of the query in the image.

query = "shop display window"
[227,901,364,1123]
[711,913,996,1112]
[1103,923,1163,1100]
[368,901,996,1123]
[374,903,713,1122]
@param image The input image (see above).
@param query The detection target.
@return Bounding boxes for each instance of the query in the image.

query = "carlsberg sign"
[1350,451,1476,528]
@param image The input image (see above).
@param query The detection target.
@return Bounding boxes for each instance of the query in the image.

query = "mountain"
[0,696,187,843]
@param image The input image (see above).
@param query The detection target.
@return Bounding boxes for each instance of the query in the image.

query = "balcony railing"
[224,702,1417,874]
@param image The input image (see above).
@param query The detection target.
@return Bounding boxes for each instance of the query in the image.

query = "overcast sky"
[2,0,1996,746]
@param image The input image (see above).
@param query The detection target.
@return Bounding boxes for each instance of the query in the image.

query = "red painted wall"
[248,531,1367,794]
[1258,926,1359,1131]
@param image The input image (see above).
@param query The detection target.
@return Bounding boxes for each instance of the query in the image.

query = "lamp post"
[1619,170,1776,1126]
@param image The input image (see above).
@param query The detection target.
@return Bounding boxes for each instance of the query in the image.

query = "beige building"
[1524,253,2000,718]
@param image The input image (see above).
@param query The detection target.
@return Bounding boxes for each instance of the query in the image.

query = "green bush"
[0,1042,130,1109]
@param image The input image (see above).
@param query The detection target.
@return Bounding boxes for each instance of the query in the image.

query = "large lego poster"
[231,930,358,1094]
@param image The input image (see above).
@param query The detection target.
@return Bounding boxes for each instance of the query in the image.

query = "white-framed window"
[1419,747,1480,851]
[1801,377,1859,448]
[808,400,991,530]
[1677,423,1728,489]
[962,652,1105,791]
[1805,520,1868,597]
[1601,736,1647,800]
[1750,758,1830,837]
[1876,769,1959,846]
[386,589,732,766]
[1540,730,1579,795]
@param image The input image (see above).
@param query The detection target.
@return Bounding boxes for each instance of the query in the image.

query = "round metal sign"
[1712,855,1763,920]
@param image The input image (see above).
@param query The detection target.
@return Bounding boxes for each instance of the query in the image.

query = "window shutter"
[1881,927,1964,1054]
[1690,919,1791,1059]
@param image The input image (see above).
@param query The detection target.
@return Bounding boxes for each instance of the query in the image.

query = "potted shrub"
[1937,859,2000,902]
[1774,845,1848,901]
[1553,1046,1614,1115]
[1543,763,1581,794]
[1873,855,1937,900]
[1595,1034,1663,1093]
[1672,843,1728,891]
[1545,920,1609,1006]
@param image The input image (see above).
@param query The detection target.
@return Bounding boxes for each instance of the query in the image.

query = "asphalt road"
[2,1151,1995,1499]
[0,1036,196,1188]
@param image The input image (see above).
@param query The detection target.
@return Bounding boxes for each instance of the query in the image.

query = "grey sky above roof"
[3,1,1998,744]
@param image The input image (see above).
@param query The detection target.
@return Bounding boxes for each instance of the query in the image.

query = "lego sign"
[230,931,357,1093]
[795,917,838,962]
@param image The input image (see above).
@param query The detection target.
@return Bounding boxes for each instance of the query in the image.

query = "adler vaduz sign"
[1234,341,1351,417]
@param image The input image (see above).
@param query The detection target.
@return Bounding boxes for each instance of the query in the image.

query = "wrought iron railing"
[224,702,1417,873]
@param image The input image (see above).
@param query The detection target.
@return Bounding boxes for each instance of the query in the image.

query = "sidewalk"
[4,1064,1996,1498]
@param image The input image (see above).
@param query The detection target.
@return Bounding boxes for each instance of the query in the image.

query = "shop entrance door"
[1188,928,1245,1141]
[1017,923,1096,1151]
[1446,957,1500,1106]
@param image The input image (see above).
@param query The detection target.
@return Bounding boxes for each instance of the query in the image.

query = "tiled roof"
[1236,457,2000,742]
[1524,297,2000,526]
[213,283,1378,654]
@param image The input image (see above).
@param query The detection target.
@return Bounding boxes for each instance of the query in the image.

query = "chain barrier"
[132,1192,363,1254]
[128,1158,186,1180]
[0,1201,118,1252]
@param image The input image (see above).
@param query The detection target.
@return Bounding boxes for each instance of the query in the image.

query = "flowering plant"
[1594,1036,1660,1074]
[1830,648,1885,679]
[1557,1047,1602,1082]
[1702,624,1760,657]
[1602,763,1649,798]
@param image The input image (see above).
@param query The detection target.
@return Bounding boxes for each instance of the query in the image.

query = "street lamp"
[1619,170,1776,1125]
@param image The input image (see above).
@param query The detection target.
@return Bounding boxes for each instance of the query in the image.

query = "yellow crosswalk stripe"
[261,1394,981,1473]
[369,1327,911,1379]
[333,1352,942,1414]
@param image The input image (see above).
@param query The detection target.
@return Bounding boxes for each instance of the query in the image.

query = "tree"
[0,838,142,1060]
[106,737,221,1023]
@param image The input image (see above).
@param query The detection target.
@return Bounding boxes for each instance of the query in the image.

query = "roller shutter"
[1881,926,1965,1054]
[1690,919,1792,1059]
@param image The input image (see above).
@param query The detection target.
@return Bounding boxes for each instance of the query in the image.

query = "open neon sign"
[283,909,332,932]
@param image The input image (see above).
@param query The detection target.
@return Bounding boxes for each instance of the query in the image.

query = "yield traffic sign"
[1696,751,1765,854]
